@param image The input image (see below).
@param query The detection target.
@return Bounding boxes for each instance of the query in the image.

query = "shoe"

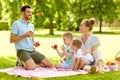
[16,59,23,67]
[89,65,96,74]
[97,70,104,74]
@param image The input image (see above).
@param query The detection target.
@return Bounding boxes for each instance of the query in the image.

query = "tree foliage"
[0,0,120,33]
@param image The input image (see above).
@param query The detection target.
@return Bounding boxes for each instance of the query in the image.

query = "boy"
[52,32,74,69]
[71,39,94,70]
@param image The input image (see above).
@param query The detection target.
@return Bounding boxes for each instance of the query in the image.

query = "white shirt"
[74,49,94,62]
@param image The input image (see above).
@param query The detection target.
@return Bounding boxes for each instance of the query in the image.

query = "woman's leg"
[93,50,104,74]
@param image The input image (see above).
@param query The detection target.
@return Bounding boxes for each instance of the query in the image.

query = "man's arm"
[10,31,33,43]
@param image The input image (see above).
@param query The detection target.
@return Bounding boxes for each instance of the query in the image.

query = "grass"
[0,27,120,80]
[0,57,120,80]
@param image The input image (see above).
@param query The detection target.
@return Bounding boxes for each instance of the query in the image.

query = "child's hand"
[61,45,65,51]
[34,41,40,47]
[51,44,58,50]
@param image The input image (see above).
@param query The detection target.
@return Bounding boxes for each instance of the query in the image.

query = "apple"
[29,31,34,34]
[53,44,58,49]
[111,62,116,65]
[106,61,111,65]
[39,12,44,16]
[36,41,40,46]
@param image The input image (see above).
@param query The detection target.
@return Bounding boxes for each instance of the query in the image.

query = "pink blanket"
[0,66,88,78]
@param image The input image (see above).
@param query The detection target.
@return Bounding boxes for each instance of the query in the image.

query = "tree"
[1,0,119,33]
[87,0,117,32]
[0,1,2,19]
[115,0,120,22]
[71,0,118,32]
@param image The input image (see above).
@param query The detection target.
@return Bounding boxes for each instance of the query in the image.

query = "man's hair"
[62,32,73,40]
[21,5,31,12]
[71,39,82,48]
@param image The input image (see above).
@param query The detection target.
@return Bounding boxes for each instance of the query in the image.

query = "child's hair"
[71,39,82,48]
[82,18,95,31]
[62,32,73,40]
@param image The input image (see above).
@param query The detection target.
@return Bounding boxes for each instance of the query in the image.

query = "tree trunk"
[49,22,54,35]
[108,23,111,27]
[99,17,102,33]
[99,0,102,33]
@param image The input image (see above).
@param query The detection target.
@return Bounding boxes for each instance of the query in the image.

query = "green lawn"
[0,28,120,80]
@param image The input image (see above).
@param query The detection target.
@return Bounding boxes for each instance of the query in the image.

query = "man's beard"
[25,16,31,20]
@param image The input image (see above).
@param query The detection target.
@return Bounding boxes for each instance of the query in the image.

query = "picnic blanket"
[0,66,88,78]
[0,65,118,78]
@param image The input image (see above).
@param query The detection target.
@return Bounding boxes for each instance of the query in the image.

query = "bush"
[0,21,9,30]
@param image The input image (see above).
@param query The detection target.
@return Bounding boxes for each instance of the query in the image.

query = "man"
[10,5,53,70]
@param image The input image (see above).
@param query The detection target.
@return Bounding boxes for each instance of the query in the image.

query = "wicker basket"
[115,51,120,70]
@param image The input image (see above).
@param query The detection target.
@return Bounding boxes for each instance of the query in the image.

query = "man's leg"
[16,59,23,66]
[21,59,36,70]
[54,64,61,69]
[17,50,36,70]
[31,51,54,68]
[41,58,53,68]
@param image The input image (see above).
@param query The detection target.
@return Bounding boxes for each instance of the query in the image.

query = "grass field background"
[0,28,120,62]
[0,27,120,80]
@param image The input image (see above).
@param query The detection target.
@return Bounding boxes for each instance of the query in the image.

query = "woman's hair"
[83,18,95,31]
[71,39,82,48]
[62,32,73,40]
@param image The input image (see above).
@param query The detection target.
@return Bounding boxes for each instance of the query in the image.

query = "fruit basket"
[115,51,120,70]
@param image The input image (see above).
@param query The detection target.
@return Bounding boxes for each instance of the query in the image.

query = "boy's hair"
[62,32,73,39]
[71,39,82,48]
[21,5,31,12]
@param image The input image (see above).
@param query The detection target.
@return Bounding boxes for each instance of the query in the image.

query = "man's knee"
[41,58,53,67]
[23,59,36,70]
[27,65,36,70]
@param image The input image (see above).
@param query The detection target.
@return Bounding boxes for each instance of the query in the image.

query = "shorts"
[89,60,95,65]
[60,62,71,69]
[17,49,46,64]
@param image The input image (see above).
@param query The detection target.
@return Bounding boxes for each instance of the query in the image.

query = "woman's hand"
[83,49,91,54]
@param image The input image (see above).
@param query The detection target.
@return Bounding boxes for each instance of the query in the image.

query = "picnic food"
[106,61,116,65]
[106,61,112,65]
[115,57,120,61]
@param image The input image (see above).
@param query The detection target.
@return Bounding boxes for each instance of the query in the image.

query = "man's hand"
[34,41,40,47]
[10,31,34,43]
[24,31,34,37]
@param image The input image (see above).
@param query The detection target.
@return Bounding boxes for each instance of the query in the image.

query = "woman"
[77,18,104,74]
